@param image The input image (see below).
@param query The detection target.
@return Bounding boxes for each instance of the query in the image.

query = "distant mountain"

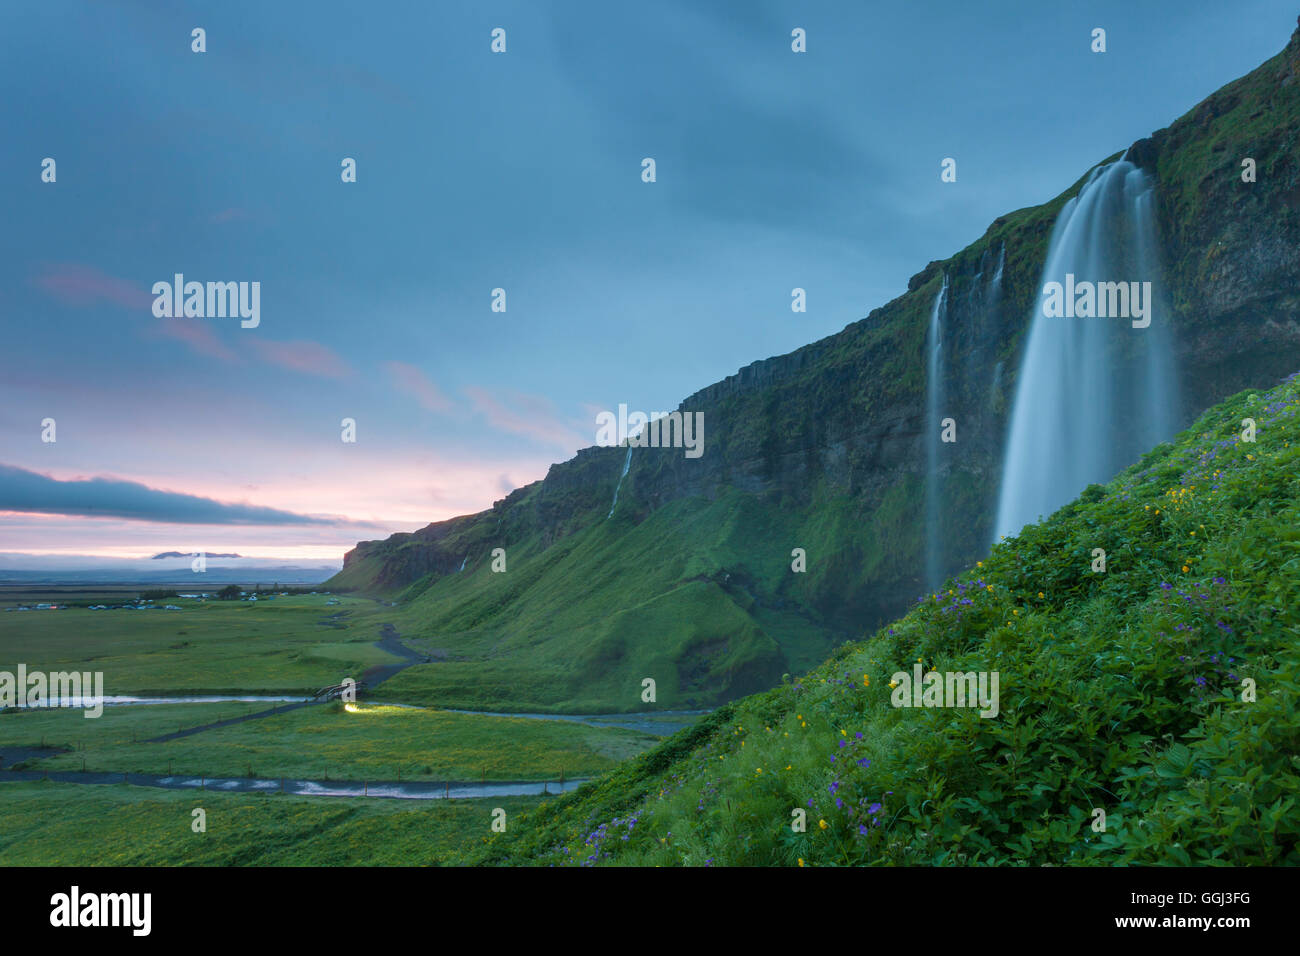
[0,566,338,586]
[151,551,242,559]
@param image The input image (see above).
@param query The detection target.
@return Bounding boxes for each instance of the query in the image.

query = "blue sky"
[1,0,1294,566]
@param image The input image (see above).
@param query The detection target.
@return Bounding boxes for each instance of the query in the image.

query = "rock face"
[337,22,1300,639]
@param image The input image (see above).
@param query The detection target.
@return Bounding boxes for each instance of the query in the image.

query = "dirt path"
[145,623,426,743]
[144,700,315,743]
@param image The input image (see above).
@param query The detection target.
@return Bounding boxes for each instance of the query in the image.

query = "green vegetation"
[29,702,660,782]
[376,491,845,712]
[0,701,277,756]
[469,375,1300,865]
[0,595,396,694]
[0,781,537,866]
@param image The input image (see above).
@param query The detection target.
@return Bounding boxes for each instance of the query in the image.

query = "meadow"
[0,594,398,694]
[0,781,537,866]
[26,701,659,782]
[0,588,668,865]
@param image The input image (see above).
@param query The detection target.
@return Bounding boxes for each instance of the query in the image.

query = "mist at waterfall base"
[994,160,1180,543]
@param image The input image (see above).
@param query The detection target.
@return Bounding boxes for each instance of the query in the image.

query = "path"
[144,622,426,743]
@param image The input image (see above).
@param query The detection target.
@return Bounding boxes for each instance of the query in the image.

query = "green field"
[0,595,398,694]
[0,781,539,866]
[25,701,660,782]
[0,701,278,756]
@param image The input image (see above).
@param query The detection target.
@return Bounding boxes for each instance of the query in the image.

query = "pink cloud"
[34,263,152,311]
[463,385,586,452]
[154,320,242,363]
[384,361,454,414]
[246,338,352,380]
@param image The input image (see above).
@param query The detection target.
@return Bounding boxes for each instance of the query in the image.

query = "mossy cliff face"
[335,22,1300,664]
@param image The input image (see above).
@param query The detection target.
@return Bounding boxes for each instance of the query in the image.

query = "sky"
[1,0,1295,569]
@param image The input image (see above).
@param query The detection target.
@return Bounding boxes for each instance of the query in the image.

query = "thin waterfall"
[607,445,633,519]
[994,160,1179,541]
[988,243,1005,308]
[925,274,949,591]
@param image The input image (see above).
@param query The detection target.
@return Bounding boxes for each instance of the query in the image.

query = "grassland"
[25,701,659,782]
[0,701,278,755]
[0,781,537,866]
[0,594,398,694]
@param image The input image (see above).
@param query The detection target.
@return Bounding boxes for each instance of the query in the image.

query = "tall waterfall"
[994,159,1179,541]
[607,444,633,519]
[925,274,949,591]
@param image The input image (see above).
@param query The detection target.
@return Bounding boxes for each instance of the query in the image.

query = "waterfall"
[988,243,1005,307]
[458,556,467,572]
[994,160,1179,541]
[607,445,633,519]
[925,274,949,591]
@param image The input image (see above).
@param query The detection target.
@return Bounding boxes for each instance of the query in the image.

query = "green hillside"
[466,373,1300,865]
[330,22,1300,714]
[376,490,876,711]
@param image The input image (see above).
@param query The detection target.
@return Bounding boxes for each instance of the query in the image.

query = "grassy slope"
[469,374,1300,865]
[379,491,846,712]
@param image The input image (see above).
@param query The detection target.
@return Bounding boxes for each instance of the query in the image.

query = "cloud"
[246,339,352,379]
[0,463,345,526]
[462,386,587,452]
[154,320,242,363]
[384,361,454,414]
[33,263,153,311]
